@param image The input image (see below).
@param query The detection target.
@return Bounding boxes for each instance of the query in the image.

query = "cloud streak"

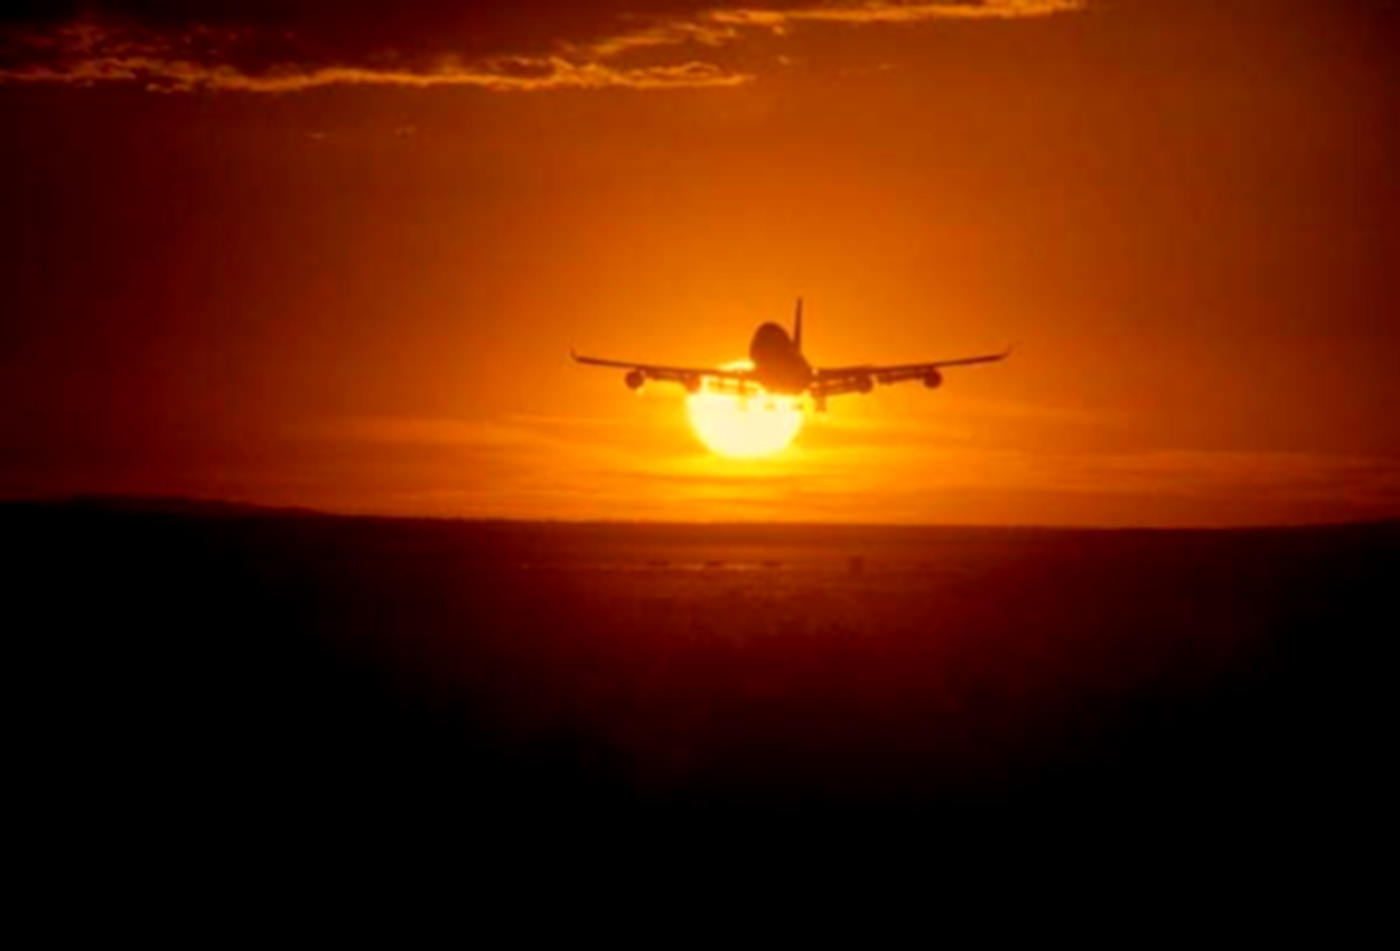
[0,1,1087,93]
[302,413,1400,526]
[0,22,748,92]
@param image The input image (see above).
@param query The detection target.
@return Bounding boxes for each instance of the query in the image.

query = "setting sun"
[686,361,805,458]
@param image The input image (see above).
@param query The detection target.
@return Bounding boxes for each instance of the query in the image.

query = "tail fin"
[794,297,804,352]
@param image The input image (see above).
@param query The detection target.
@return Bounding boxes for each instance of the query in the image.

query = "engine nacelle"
[684,375,702,395]
[855,375,874,394]
[624,369,646,391]
[923,370,944,389]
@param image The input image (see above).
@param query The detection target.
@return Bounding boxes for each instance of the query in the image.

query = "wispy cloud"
[0,22,748,92]
[290,412,1400,526]
[0,1,1087,93]
[566,0,1086,57]
[707,0,1086,29]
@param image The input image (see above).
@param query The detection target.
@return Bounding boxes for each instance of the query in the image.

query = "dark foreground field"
[6,501,1396,839]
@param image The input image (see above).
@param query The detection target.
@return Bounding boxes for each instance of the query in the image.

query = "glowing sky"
[1,0,1397,525]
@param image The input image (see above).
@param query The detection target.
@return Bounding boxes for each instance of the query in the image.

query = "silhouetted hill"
[30,494,329,519]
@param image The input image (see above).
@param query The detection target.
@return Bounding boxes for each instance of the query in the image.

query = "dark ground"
[5,500,1396,844]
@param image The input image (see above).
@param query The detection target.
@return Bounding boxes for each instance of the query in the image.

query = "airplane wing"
[813,348,1011,398]
[571,350,756,393]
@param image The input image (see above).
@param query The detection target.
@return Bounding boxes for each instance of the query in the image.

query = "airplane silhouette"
[572,299,1009,412]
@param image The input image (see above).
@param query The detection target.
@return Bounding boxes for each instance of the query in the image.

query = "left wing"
[813,349,1011,398]
[571,350,757,393]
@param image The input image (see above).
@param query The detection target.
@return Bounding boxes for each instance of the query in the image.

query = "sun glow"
[685,361,805,458]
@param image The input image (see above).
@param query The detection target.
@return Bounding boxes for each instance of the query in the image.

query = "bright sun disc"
[685,361,805,458]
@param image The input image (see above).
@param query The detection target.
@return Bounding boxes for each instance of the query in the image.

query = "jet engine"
[855,375,874,394]
[924,370,944,389]
[684,375,702,395]
[625,369,646,391]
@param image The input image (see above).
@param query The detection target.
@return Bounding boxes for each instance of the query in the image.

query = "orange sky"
[1,0,1397,526]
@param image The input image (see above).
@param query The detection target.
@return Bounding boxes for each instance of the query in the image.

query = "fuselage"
[748,322,813,395]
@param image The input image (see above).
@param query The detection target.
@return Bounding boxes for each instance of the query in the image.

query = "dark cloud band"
[0,1,1086,93]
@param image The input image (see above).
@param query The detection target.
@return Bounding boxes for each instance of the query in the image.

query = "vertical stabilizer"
[794,298,804,352]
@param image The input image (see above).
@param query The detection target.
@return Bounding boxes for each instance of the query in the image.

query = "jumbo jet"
[571,299,1009,412]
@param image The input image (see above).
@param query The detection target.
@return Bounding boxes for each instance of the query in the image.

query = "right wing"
[813,348,1011,398]
[571,350,757,393]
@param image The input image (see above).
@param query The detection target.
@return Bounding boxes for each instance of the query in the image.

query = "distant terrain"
[6,500,1396,835]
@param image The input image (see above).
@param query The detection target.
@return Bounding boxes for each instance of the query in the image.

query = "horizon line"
[3,493,1397,534]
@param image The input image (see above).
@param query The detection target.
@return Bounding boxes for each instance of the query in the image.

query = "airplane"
[571,299,1009,412]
